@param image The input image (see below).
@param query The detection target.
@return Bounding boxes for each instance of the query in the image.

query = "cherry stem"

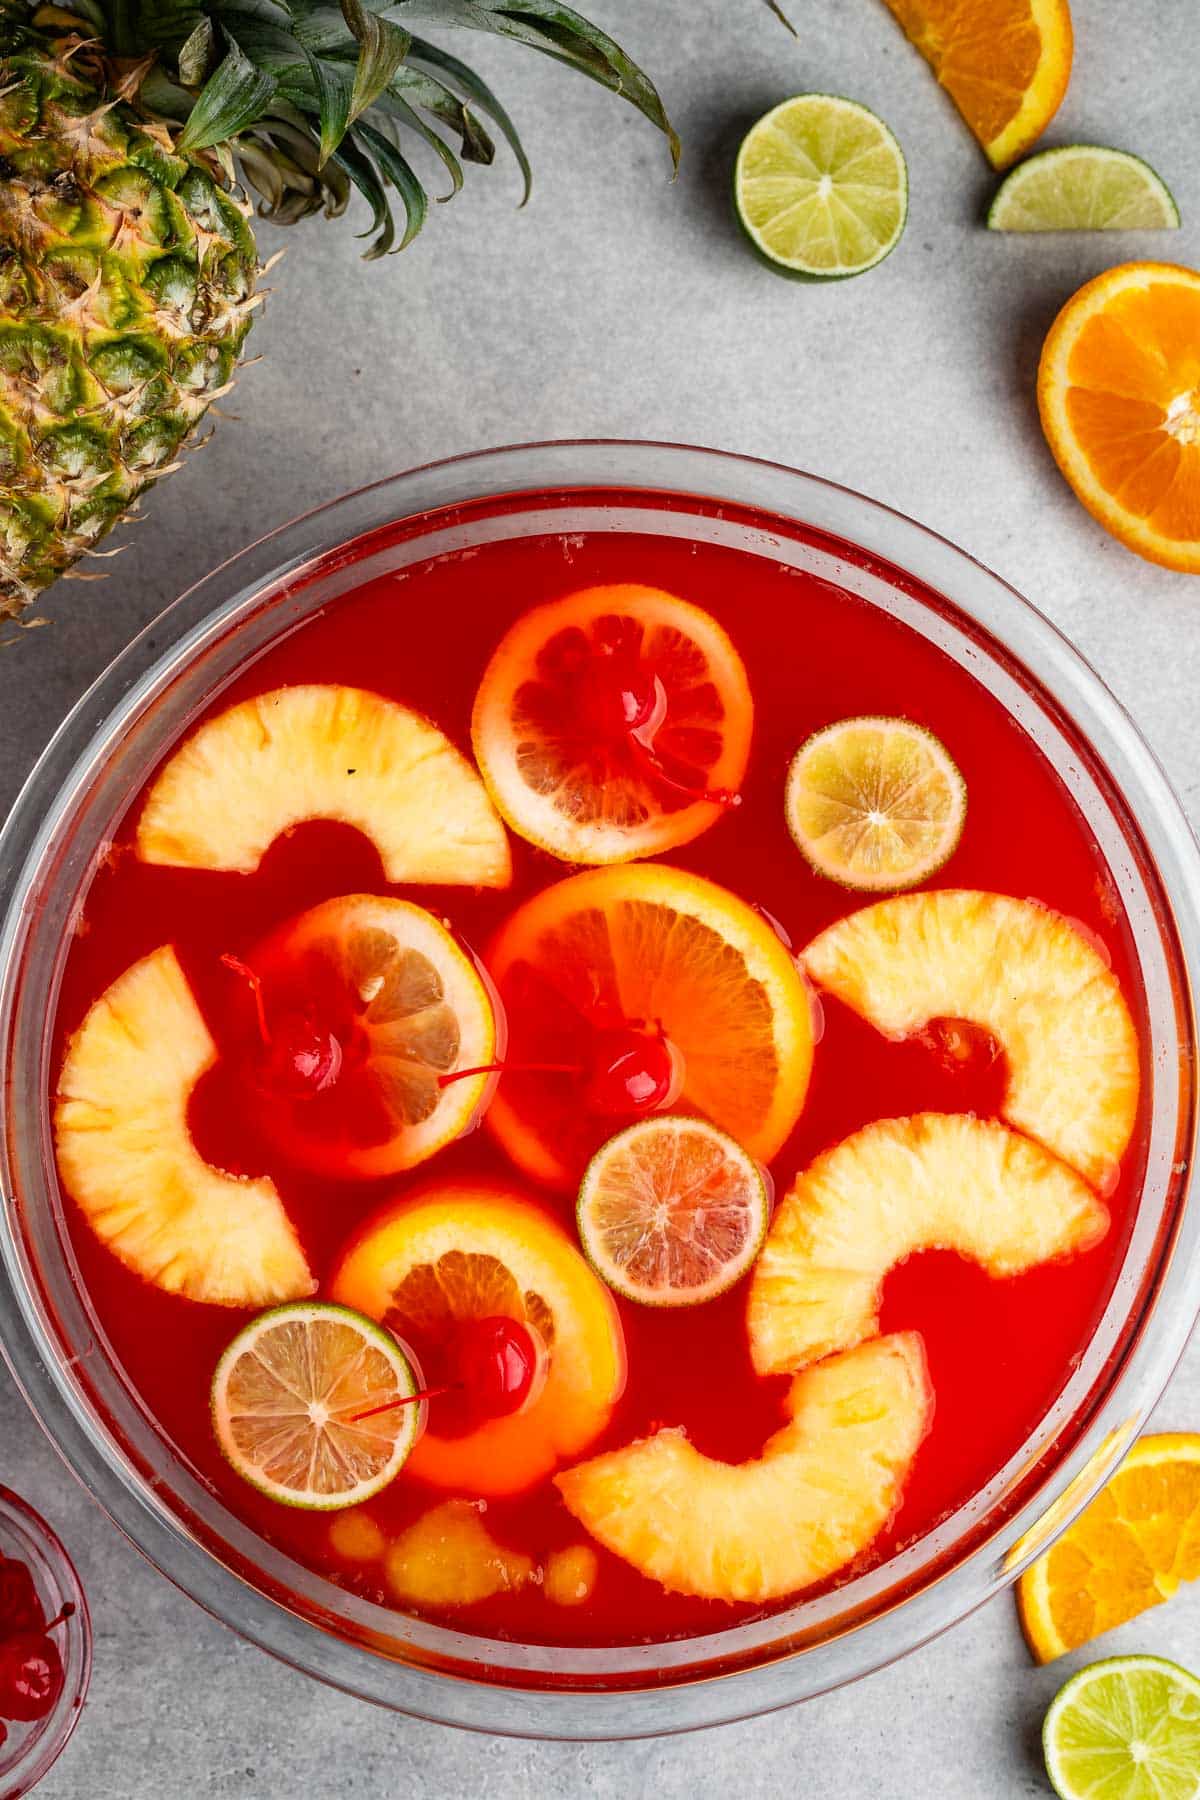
[350,1382,460,1424]
[627,727,741,810]
[220,953,270,1047]
[40,1603,74,1636]
[439,1060,583,1089]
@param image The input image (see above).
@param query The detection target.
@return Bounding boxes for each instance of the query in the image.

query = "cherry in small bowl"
[0,1488,91,1797]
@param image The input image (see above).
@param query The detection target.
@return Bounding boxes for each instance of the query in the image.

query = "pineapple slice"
[748,1114,1108,1377]
[55,947,314,1306]
[555,1334,931,1604]
[385,1500,533,1607]
[136,685,511,887]
[804,891,1139,1186]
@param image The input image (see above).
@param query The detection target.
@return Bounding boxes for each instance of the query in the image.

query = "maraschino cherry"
[353,1317,544,1429]
[579,637,741,810]
[221,955,343,1099]
[0,1557,43,1639]
[440,1022,683,1119]
[0,1602,71,1724]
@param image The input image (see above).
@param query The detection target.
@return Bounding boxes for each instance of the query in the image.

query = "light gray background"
[3,1,1199,1793]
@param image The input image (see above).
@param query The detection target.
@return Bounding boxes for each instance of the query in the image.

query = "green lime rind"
[578,1116,770,1308]
[988,146,1180,232]
[212,1300,422,1511]
[785,715,967,893]
[734,94,908,281]
[1043,1654,1200,1800]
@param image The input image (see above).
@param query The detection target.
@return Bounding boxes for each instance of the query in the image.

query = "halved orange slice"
[471,586,753,864]
[246,894,495,1179]
[1017,1433,1200,1662]
[330,1181,626,1497]
[879,0,1072,170]
[1038,262,1200,572]
[484,863,814,1190]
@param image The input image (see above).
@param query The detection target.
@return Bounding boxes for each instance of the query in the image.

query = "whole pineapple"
[0,1,674,615]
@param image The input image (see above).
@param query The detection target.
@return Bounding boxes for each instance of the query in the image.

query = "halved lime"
[212,1301,422,1509]
[786,715,966,891]
[1043,1656,1200,1800]
[989,147,1180,232]
[734,95,907,279]
[578,1117,770,1307]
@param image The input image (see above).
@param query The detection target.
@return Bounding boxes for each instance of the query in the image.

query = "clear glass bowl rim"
[0,438,1198,1741]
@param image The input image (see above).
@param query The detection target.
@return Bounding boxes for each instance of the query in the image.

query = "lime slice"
[989,147,1180,232]
[1043,1656,1200,1800]
[212,1302,422,1509]
[578,1117,770,1307]
[734,95,907,279]
[786,715,966,891]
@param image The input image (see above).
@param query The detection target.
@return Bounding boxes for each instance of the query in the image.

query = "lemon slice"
[1042,1656,1200,1800]
[212,1302,422,1509]
[989,147,1180,232]
[786,716,965,891]
[578,1117,770,1307]
[734,95,907,280]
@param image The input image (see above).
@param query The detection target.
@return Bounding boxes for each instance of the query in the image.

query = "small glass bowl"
[0,1489,90,1799]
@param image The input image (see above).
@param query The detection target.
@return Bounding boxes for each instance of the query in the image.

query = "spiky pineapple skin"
[0,10,259,614]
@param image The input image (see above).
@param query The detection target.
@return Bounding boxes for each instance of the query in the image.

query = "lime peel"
[1043,1655,1200,1800]
[578,1115,770,1308]
[734,95,908,280]
[212,1300,423,1510]
[990,146,1180,232]
[786,715,966,892]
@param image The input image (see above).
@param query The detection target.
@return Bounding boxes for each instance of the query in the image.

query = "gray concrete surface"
[3,1,1200,1793]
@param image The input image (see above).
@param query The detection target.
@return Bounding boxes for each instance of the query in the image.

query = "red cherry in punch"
[0,1604,72,1723]
[0,1557,43,1637]
[221,955,343,1098]
[440,1024,684,1119]
[351,1317,545,1428]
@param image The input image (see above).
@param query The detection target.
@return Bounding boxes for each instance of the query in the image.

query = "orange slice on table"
[1038,262,1200,573]
[330,1181,626,1497]
[879,0,1072,170]
[472,585,753,864]
[484,863,814,1191]
[248,894,495,1179]
[1017,1433,1200,1661]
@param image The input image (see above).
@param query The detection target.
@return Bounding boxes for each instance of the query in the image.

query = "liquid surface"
[52,522,1149,1648]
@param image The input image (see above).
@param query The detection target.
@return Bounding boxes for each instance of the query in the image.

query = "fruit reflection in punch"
[50,544,1142,1644]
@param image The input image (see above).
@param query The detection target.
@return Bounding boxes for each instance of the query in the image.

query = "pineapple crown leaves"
[22,0,678,256]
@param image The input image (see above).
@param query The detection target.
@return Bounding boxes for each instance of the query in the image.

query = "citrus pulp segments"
[988,147,1180,232]
[803,890,1139,1187]
[330,1182,626,1496]
[785,715,966,890]
[485,863,815,1189]
[252,893,496,1179]
[578,1116,770,1307]
[1017,1433,1200,1662]
[1042,1656,1200,1800]
[748,1114,1107,1376]
[212,1302,421,1509]
[734,95,908,279]
[1038,262,1200,572]
[55,945,313,1306]
[556,1334,932,1603]
[137,684,512,885]
[471,585,753,864]
[879,0,1073,170]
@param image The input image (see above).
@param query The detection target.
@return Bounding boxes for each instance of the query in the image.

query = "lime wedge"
[734,95,907,279]
[578,1117,769,1307]
[1043,1656,1200,1800]
[212,1301,423,1509]
[785,715,966,891]
[989,147,1180,231]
